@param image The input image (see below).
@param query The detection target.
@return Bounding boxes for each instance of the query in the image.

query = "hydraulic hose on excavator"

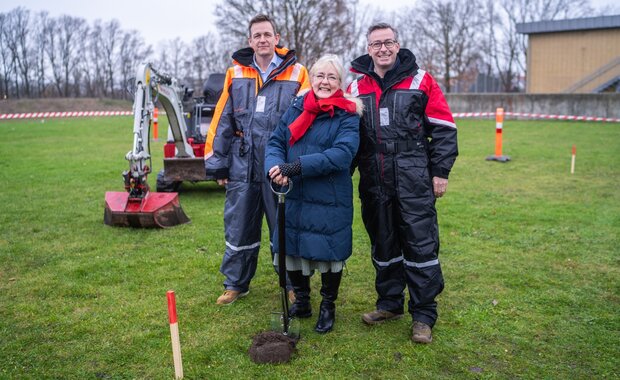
[104,63,191,228]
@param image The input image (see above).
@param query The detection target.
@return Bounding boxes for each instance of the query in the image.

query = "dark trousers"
[361,192,444,327]
[220,180,290,291]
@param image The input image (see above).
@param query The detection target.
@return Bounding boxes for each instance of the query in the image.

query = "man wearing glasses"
[348,23,458,343]
[205,14,310,305]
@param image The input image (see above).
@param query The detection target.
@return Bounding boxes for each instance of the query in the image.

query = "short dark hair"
[248,14,278,37]
[366,22,399,42]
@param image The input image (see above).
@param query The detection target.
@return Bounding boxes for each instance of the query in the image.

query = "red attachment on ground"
[105,191,179,213]
[167,291,178,324]
[103,191,190,228]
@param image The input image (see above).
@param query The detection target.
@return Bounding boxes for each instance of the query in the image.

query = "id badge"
[256,96,266,113]
[380,107,389,126]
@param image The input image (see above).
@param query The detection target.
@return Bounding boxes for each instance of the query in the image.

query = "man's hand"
[216,178,228,186]
[432,176,448,198]
[268,165,289,186]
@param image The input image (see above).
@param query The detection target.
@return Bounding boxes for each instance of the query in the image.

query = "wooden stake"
[571,145,576,174]
[167,290,183,379]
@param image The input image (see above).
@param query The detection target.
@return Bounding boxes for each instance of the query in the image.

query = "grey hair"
[366,22,399,42]
[308,54,364,116]
[309,54,346,85]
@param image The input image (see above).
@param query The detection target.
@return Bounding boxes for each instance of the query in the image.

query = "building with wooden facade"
[517,15,620,93]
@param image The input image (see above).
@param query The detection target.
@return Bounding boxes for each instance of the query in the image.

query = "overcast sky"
[1,0,618,49]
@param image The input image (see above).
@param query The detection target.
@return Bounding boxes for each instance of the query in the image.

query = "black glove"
[279,159,301,177]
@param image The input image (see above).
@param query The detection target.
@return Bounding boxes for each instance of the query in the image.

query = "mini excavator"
[103,63,221,228]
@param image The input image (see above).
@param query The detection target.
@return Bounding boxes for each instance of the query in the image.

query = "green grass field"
[0,116,618,379]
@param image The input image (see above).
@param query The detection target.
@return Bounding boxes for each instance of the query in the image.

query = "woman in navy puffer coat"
[265,54,362,333]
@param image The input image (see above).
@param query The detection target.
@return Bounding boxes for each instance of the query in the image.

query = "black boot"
[287,270,312,318]
[315,271,342,333]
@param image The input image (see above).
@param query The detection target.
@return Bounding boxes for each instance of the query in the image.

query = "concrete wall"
[446,93,620,119]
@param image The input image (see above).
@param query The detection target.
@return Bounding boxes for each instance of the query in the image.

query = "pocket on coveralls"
[396,153,431,199]
[228,138,248,182]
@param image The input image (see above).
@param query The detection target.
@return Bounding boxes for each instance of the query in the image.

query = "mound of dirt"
[0,98,132,114]
[248,331,298,364]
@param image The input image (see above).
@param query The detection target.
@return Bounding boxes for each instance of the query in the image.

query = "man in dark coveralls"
[205,14,310,305]
[347,22,458,343]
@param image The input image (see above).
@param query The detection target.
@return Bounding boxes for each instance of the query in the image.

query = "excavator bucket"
[104,191,190,228]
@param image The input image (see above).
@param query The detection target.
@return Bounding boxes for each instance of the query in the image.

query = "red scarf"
[288,89,357,146]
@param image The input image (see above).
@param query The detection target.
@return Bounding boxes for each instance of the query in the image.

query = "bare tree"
[59,15,87,96]
[119,31,152,99]
[474,0,499,91]
[214,0,361,67]
[399,0,483,93]
[32,11,49,97]
[155,37,187,80]
[1,1,615,99]
[92,19,122,97]
[181,33,238,96]
[4,7,37,97]
[43,17,59,95]
[1,7,160,99]
[44,15,87,96]
[392,7,442,77]
[339,3,372,75]
[191,33,230,79]
[85,21,106,97]
[0,13,15,98]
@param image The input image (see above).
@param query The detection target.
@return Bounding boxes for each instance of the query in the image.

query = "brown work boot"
[361,309,404,325]
[412,321,433,344]
[216,289,249,305]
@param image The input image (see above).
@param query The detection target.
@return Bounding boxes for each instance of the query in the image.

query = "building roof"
[516,15,620,34]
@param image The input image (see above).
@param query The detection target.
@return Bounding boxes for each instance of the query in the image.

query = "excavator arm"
[123,63,195,198]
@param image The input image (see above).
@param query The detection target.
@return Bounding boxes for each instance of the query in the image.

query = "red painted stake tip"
[167,290,178,324]
[572,145,576,155]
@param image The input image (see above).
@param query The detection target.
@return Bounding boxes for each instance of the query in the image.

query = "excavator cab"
[156,73,225,192]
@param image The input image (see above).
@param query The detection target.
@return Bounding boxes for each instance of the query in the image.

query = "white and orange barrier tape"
[1,109,618,123]
[453,111,620,123]
[0,110,132,120]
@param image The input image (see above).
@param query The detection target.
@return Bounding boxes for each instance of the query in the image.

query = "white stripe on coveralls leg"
[225,241,261,251]
[404,259,439,268]
[372,256,404,267]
